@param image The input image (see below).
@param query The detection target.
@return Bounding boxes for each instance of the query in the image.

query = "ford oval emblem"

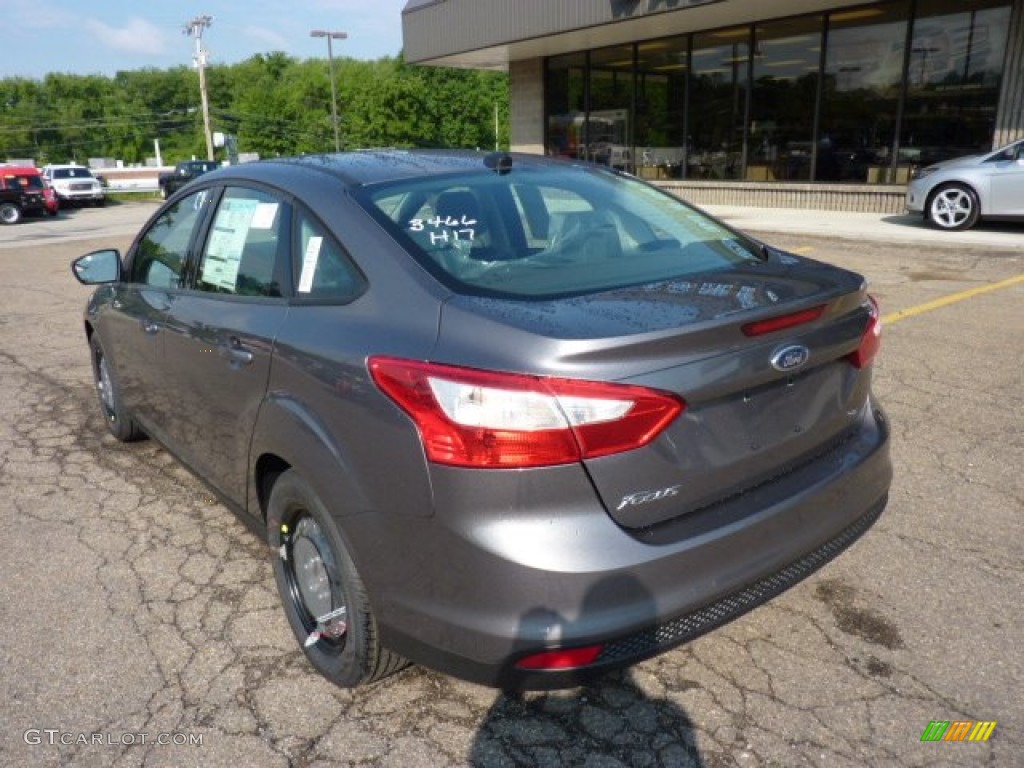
[771,344,810,372]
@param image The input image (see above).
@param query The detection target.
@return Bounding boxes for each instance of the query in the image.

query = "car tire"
[0,202,22,225]
[926,183,980,231]
[89,334,143,442]
[268,470,408,688]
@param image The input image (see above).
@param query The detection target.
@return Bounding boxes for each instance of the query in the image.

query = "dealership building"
[402,0,1024,211]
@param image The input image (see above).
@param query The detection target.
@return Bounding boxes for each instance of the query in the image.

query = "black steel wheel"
[89,334,142,442]
[267,470,407,688]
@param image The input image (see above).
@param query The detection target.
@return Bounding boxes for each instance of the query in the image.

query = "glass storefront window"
[545,52,587,160]
[820,2,910,182]
[635,37,688,179]
[690,27,750,180]
[900,0,1011,171]
[542,0,1013,187]
[750,17,824,181]
[587,45,635,170]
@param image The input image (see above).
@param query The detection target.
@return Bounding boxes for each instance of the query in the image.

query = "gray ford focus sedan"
[71,150,891,690]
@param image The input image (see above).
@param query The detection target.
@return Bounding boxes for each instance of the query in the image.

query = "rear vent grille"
[597,497,885,663]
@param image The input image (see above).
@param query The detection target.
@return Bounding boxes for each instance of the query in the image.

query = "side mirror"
[71,249,121,285]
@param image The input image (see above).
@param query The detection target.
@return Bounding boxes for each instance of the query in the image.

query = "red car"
[0,165,59,219]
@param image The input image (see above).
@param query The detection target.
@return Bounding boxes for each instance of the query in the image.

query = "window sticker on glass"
[202,197,260,291]
[298,236,323,293]
[251,202,279,230]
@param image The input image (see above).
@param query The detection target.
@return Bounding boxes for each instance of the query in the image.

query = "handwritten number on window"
[409,216,477,245]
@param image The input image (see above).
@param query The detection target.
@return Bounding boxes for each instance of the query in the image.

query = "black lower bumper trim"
[597,495,887,664]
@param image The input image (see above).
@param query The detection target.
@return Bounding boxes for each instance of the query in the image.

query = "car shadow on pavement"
[470,574,706,767]
[880,213,930,230]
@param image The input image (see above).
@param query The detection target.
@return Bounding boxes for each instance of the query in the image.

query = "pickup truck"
[158,160,220,198]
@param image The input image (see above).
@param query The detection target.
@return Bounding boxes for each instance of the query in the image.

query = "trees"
[0,55,509,164]
[339,57,508,150]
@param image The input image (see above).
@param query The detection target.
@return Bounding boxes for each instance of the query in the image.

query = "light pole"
[310,29,347,152]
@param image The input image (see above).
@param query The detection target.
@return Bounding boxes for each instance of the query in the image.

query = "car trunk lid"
[436,255,875,528]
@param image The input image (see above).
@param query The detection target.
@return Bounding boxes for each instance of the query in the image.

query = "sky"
[1,0,410,79]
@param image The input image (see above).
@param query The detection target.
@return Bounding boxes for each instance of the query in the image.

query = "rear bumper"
[350,401,892,689]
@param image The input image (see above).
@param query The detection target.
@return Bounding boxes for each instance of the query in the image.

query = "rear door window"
[196,187,287,298]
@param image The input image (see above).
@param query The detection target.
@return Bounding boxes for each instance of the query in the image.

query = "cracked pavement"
[1,203,1020,767]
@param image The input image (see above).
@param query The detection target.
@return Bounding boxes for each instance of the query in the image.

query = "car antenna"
[484,152,513,175]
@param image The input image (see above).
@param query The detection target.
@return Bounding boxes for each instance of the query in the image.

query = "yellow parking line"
[883,274,1024,325]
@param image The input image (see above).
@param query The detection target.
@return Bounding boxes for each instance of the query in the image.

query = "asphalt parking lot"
[0,201,1021,767]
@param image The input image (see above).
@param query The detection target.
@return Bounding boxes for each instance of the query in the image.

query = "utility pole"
[183,15,215,161]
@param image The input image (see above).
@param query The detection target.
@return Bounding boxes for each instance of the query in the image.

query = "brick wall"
[656,181,908,214]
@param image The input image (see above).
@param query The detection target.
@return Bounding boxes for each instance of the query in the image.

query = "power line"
[0,111,197,135]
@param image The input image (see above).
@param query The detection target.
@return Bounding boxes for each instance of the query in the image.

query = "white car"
[41,164,106,207]
[905,139,1024,230]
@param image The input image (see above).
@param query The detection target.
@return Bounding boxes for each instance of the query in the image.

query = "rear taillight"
[847,295,882,369]
[368,357,684,468]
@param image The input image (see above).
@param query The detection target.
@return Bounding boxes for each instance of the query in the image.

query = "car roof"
[0,165,41,176]
[249,149,556,187]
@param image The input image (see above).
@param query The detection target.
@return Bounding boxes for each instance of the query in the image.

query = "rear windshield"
[52,167,96,180]
[355,163,762,299]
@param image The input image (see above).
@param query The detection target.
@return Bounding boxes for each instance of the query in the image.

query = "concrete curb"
[702,205,1024,250]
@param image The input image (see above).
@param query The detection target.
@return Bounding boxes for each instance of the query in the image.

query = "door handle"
[221,338,254,367]
[229,347,254,365]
